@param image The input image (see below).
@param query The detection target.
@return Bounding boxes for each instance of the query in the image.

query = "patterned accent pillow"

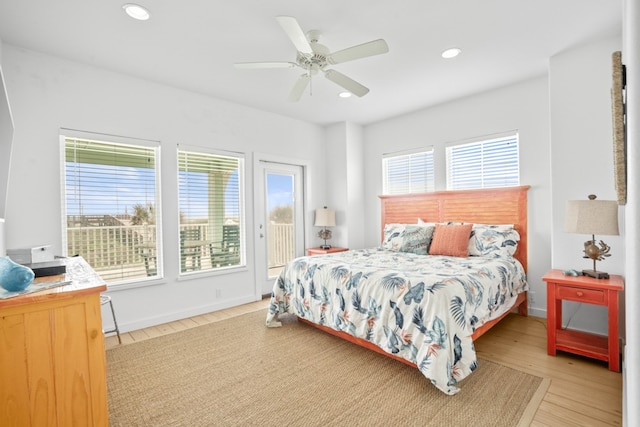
[382,224,435,255]
[428,223,473,257]
[468,224,520,258]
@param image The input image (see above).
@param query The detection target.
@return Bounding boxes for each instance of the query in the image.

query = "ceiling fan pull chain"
[309,65,313,97]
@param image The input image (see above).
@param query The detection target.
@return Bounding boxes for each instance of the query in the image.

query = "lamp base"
[582,269,610,279]
[320,244,332,250]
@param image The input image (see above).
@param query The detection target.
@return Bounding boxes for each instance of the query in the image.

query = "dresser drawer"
[556,285,604,304]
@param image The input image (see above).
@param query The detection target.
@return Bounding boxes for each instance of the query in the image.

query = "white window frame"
[382,147,435,195]
[60,129,162,286]
[177,144,246,275]
[446,132,520,190]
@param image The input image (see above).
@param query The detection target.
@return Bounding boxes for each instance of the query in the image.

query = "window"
[382,148,434,194]
[446,133,519,190]
[178,147,244,273]
[61,133,161,283]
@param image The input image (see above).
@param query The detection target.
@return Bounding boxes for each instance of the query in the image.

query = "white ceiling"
[0,0,622,126]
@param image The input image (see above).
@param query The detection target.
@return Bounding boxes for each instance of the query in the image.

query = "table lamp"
[314,206,336,249]
[564,194,619,279]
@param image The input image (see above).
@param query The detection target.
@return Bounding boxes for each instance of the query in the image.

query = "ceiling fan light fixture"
[338,91,352,98]
[441,47,462,59]
[237,16,388,101]
[123,3,150,21]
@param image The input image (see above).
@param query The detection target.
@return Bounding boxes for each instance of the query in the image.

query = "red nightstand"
[306,247,349,256]
[543,269,624,372]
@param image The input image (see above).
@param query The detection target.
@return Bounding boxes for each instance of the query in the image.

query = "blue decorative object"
[0,256,35,292]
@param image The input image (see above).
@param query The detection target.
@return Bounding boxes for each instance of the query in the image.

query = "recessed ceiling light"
[441,47,462,59]
[123,3,150,21]
[338,91,352,98]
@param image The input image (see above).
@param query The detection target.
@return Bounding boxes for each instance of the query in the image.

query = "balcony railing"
[66,224,158,282]
[267,224,294,269]
[66,223,294,282]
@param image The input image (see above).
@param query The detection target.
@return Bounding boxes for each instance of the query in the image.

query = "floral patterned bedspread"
[266,248,528,395]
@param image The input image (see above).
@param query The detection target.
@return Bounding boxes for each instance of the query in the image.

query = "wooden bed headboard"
[379,185,530,272]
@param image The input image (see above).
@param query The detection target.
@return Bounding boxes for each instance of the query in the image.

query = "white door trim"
[253,152,310,297]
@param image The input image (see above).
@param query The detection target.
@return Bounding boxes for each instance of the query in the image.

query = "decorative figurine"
[0,256,35,292]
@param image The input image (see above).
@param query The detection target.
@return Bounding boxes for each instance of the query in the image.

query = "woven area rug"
[106,310,549,426]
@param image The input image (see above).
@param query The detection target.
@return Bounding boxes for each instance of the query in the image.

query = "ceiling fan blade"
[288,74,311,102]
[234,62,298,69]
[328,39,389,65]
[276,16,313,55]
[324,69,369,97]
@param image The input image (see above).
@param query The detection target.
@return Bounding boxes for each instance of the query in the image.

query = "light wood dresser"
[0,256,108,426]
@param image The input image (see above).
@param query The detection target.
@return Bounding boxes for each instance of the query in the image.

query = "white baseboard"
[528,306,546,318]
[106,294,259,333]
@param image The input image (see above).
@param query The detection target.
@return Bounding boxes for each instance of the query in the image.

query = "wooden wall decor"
[612,51,626,205]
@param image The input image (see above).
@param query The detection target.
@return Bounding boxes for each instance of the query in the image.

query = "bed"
[266,186,530,395]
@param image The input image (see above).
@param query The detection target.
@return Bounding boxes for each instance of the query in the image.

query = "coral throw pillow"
[428,223,473,257]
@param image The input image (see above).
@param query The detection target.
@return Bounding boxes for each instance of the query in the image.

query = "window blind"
[178,148,244,273]
[62,137,160,283]
[446,134,519,190]
[383,149,434,194]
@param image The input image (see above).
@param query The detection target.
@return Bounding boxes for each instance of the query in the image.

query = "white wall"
[0,36,15,224]
[1,45,326,332]
[345,123,365,249]
[0,37,11,256]
[0,71,13,221]
[623,0,639,424]
[324,123,348,248]
[325,122,366,250]
[549,36,623,335]
[362,76,552,317]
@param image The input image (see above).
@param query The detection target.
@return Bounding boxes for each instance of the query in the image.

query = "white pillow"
[468,224,520,257]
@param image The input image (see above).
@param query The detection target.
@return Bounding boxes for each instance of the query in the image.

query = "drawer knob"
[576,291,584,297]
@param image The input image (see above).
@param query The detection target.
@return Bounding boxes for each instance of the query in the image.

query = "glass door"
[254,160,304,295]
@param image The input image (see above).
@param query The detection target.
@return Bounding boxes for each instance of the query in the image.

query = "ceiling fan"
[234,16,389,102]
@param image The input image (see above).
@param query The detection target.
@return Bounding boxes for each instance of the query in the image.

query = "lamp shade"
[564,198,619,236]
[314,207,336,227]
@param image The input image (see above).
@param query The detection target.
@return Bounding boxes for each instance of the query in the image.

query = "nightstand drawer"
[556,285,604,304]
[307,247,348,256]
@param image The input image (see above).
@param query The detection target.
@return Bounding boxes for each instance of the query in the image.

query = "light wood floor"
[105,300,622,426]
